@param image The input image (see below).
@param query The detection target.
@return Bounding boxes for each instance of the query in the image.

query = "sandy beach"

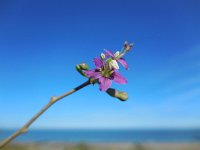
[2,142,200,150]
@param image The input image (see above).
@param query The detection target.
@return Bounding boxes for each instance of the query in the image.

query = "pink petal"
[93,57,103,68]
[99,77,112,91]
[113,71,127,84]
[118,58,128,70]
[104,49,114,57]
[83,70,100,79]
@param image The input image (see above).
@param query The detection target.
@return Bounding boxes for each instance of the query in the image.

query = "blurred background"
[0,0,200,149]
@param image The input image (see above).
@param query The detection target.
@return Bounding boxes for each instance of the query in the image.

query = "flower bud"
[76,63,89,77]
[106,88,128,101]
[124,41,134,51]
[117,91,128,101]
[79,63,89,70]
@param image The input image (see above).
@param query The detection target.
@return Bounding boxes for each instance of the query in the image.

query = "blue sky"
[0,0,200,129]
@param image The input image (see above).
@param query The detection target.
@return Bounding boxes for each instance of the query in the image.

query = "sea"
[0,129,200,143]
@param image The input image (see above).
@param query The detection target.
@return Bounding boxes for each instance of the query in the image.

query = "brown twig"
[0,80,91,149]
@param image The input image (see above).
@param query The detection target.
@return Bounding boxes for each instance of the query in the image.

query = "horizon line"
[1,127,200,130]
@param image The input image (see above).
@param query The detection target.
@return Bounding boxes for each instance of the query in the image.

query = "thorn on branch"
[50,96,57,103]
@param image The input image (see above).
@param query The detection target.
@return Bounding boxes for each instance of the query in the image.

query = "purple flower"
[104,49,129,70]
[84,57,127,91]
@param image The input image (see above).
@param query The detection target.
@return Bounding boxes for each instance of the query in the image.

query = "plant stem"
[0,80,91,149]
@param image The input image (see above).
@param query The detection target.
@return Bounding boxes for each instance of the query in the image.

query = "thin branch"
[0,80,91,149]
